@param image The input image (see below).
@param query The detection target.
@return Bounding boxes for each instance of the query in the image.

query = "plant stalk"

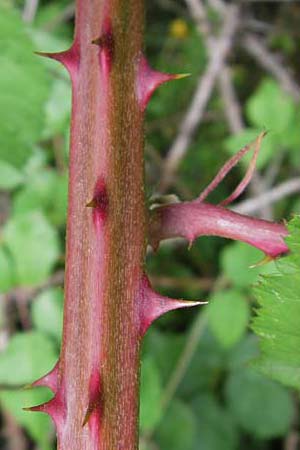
[59,1,146,448]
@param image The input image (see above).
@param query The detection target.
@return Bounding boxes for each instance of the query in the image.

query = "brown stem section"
[59,1,146,449]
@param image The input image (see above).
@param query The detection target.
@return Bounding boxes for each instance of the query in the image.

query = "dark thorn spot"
[87,178,109,221]
[91,31,114,60]
[82,369,103,427]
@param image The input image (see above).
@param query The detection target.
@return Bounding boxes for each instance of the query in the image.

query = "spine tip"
[24,387,65,430]
[173,73,191,80]
[35,41,80,81]
[82,368,102,442]
[136,55,188,111]
[249,254,274,268]
[138,275,205,335]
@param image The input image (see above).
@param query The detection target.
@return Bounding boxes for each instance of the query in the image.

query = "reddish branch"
[150,133,288,258]
[149,202,287,258]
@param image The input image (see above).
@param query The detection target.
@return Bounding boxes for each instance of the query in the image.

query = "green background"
[0,1,300,449]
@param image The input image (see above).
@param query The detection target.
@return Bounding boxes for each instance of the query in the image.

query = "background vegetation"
[0,1,300,449]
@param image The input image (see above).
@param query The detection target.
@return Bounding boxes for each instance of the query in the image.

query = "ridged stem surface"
[60,1,145,448]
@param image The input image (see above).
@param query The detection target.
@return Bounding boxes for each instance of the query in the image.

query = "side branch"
[149,201,288,258]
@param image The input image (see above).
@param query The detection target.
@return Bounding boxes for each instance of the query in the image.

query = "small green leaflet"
[252,216,300,389]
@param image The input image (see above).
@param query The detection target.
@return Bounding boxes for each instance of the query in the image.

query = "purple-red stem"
[44,1,146,448]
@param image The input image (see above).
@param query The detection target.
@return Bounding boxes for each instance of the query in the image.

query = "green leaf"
[143,328,185,385]
[225,369,293,439]
[252,217,300,389]
[13,170,68,226]
[180,327,227,397]
[246,78,295,134]
[207,290,250,349]
[281,105,300,165]
[0,6,50,168]
[226,335,260,371]
[3,211,60,286]
[0,246,14,293]
[221,241,276,288]
[191,394,238,450]
[155,399,197,450]
[31,288,64,342]
[0,388,53,450]
[43,77,71,139]
[0,331,58,385]
[140,356,163,432]
[0,161,23,190]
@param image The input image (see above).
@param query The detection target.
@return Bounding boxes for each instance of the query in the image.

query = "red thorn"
[249,254,274,269]
[136,55,188,111]
[23,404,46,413]
[88,178,109,227]
[31,361,59,393]
[92,18,114,76]
[82,368,102,444]
[35,40,80,81]
[139,275,205,335]
[23,388,65,429]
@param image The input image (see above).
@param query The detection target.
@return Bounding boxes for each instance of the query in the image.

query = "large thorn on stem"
[136,55,189,111]
[138,275,205,335]
[23,387,65,431]
[35,41,80,81]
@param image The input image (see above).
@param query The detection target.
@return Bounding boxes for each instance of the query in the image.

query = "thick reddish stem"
[37,1,147,449]
[138,275,205,335]
[28,2,203,448]
[149,201,288,258]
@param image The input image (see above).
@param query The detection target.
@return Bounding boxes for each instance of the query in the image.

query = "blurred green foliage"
[0,1,300,450]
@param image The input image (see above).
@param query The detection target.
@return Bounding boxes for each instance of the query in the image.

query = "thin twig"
[22,0,39,23]
[243,34,300,101]
[6,270,65,306]
[184,0,273,220]
[185,0,244,136]
[218,65,244,134]
[149,275,228,439]
[143,274,228,448]
[160,310,208,411]
[233,178,300,215]
[159,4,239,192]
[284,432,299,450]
[2,409,27,450]
[149,275,214,291]
[0,294,9,352]
[264,149,287,188]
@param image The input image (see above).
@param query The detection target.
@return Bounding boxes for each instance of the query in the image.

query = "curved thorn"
[35,41,80,81]
[220,131,267,206]
[197,132,266,204]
